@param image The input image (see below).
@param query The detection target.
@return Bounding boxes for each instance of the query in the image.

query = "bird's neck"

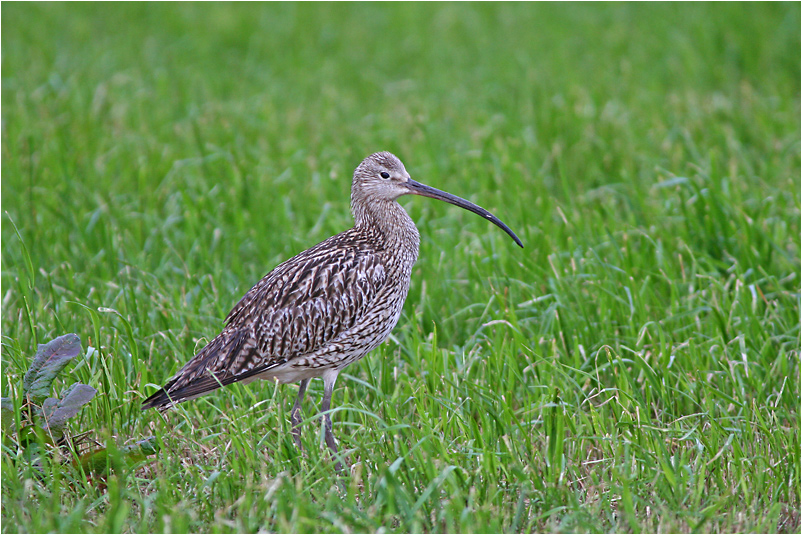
[353,198,421,259]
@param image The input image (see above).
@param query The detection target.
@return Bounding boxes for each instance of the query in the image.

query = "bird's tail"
[141,386,177,411]
[141,371,237,411]
[141,329,271,411]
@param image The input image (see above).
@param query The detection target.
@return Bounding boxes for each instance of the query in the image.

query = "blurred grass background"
[2,2,800,533]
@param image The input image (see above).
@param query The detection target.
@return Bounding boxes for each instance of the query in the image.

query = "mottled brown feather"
[141,228,389,409]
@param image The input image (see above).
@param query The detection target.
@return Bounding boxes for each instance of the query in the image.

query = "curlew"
[142,151,522,469]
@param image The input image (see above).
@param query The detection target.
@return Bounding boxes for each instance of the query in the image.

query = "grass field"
[2,3,800,533]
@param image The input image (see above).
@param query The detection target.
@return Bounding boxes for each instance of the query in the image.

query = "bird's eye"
[380,172,390,179]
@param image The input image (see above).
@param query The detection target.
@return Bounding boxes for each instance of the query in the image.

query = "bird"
[142,151,522,470]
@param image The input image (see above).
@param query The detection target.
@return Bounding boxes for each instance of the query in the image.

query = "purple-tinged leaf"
[22,334,82,402]
[40,384,97,435]
[41,397,59,420]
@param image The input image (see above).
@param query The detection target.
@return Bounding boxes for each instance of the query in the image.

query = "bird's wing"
[142,233,387,409]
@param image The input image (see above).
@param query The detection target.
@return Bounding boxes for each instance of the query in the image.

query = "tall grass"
[2,3,799,533]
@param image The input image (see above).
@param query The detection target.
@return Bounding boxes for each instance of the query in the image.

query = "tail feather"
[141,386,176,411]
[141,328,285,411]
[141,361,282,411]
[141,373,230,411]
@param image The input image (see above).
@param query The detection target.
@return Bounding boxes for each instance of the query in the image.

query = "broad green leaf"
[1,398,14,432]
[121,436,159,458]
[22,334,82,402]
[17,424,55,449]
[75,436,159,476]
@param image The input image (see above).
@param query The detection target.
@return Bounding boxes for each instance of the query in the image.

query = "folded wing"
[142,232,387,409]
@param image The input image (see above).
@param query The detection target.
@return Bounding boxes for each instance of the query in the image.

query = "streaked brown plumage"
[142,151,522,469]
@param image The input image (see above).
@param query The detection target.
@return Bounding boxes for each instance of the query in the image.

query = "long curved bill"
[404,179,524,248]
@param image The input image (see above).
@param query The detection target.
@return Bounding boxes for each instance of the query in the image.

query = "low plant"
[1,333,156,482]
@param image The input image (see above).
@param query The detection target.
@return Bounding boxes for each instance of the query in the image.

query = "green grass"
[2,2,800,533]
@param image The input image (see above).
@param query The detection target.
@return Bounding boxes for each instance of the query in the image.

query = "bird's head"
[351,151,413,202]
[351,151,523,248]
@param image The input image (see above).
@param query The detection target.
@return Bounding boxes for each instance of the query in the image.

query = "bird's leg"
[320,370,343,472]
[291,379,310,450]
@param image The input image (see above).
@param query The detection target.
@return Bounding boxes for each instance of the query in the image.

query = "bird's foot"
[324,423,346,474]
[290,410,304,451]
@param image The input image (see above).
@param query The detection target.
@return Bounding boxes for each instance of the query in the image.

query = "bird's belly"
[330,285,408,369]
[261,286,408,378]
[244,364,326,385]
